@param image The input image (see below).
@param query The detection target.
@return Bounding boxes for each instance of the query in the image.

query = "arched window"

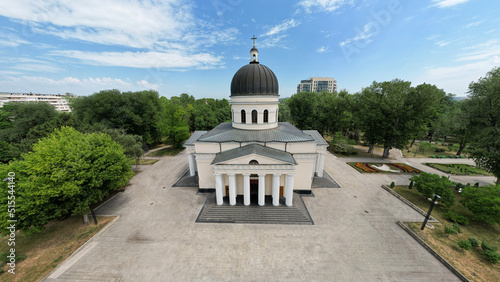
[252,110,258,124]
[263,109,269,123]
[249,160,259,165]
[241,110,246,124]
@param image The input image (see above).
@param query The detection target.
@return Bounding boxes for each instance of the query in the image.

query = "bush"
[444,225,458,235]
[330,132,357,155]
[390,181,395,188]
[483,250,500,264]
[410,172,456,207]
[468,237,479,248]
[460,184,500,224]
[0,253,26,264]
[444,210,469,225]
[481,241,499,252]
[458,240,471,250]
[452,223,462,234]
[434,148,446,153]
[409,180,414,189]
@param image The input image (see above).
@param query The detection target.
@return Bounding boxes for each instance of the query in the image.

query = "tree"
[410,172,455,207]
[71,89,163,146]
[434,101,472,156]
[160,97,190,147]
[278,98,292,123]
[287,92,321,131]
[0,126,133,234]
[466,67,500,184]
[460,184,500,224]
[355,80,445,158]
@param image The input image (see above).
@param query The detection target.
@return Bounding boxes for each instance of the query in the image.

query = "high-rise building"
[0,92,72,112]
[297,77,337,93]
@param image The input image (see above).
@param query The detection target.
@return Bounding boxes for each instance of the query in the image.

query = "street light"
[421,194,440,230]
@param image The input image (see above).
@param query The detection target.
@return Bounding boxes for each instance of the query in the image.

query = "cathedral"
[184,38,327,207]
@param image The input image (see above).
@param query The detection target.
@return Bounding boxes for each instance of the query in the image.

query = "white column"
[188,154,196,176]
[215,174,223,205]
[228,174,236,206]
[272,174,281,206]
[285,174,295,206]
[258,174,266,206]
[243,174,250,206]
[221,175,226,197]
[318,153,325,177]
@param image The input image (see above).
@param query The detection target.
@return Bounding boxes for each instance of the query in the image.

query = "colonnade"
[214,173,294,206]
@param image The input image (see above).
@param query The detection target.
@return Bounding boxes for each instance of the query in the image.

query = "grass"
[393,185,500,281]
[135,159,159,165]
[0,216,115,281]
[425,163,493,176]
[401,141,468,158]
[145,146,184,157]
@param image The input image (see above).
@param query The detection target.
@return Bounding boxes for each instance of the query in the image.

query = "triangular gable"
[211,144,296,165]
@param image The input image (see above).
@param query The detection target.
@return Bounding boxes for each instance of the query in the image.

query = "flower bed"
[348,162,421,174]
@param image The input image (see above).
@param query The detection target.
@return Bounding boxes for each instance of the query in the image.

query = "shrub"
[481,241,498,252]
[409,180,414,189]
[483,250,500,264]
[444,225,457,235]
[454,183,464,192]
[0,253,26,264]
[410,172,455,207]
[468,238,479,248]
[452,223,462,234]
[330,132,356,155]
[458,240,471,250]
[434,148,446,153]
[390,181,395,188]
[460,184,500,224]
[444,210,469,225]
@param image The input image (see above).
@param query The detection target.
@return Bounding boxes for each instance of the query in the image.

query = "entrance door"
[280,186,284,197]
[250,179,258,203]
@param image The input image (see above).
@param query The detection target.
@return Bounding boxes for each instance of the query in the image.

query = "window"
[263,109,269,123]
[252,110,257,124]
[249,160,259,165]
[241,110,246,124]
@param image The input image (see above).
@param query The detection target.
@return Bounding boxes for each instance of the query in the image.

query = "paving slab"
[44,150,464,281]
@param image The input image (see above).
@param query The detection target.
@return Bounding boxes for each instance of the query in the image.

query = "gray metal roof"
[183,131,208,146]
[211,144,296,165]
[197,122,315,143]
[230,63,279,96]
[303,130,329,146]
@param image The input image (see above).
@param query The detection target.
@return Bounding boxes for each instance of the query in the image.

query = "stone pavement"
[44,151,496,281]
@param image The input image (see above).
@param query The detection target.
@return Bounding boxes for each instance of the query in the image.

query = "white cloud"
[261,19,300,37]
[339,22,377,47]
[435,40,450,47]
[0,33,30,47]
[298,0,353,13]
[0,75,158,95]
[465,20,485,28]
[259,34,289,48]
[418,40,500,95]
[317,46,329,53]
[432,0,470,8]
[50,50,222,69]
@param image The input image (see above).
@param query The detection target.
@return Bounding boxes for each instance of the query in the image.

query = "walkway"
[44,150,485,281]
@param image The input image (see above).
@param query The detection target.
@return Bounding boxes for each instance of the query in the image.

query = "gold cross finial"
[251,35,257,47]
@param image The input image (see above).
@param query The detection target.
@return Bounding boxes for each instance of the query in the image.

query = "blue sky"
[0,0,499,99]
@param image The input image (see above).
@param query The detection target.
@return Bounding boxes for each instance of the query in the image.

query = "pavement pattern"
[44,151,497,281]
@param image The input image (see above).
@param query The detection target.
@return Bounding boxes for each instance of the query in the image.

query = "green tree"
[0,126,133,234]
[71,89,163,146]
[460,184,500,224]
[160,97,190,147]
[355,80,445,158]
[287,92,321,131]
[278,98,292,123]
[466,67,500,184]
[410,172,455,207]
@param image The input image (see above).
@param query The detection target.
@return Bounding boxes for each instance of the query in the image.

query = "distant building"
[297,77,337,93]
[0,92,72,112]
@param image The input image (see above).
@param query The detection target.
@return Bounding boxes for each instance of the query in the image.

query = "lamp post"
[421,194,440,230]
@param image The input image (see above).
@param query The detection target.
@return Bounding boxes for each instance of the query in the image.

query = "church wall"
[197,157,216,189]
[287,142,317,153]
[195,142,220,154]
[293,157,316,190]
[221,143,240,152]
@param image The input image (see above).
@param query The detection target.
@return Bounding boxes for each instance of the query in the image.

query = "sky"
[0,0,499,99]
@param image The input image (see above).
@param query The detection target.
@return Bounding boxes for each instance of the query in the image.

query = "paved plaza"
[44,151,496,281]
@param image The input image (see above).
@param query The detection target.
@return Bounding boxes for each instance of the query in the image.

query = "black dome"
[230,63,279,96]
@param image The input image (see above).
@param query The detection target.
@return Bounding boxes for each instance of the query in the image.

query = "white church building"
[184,38,327,207]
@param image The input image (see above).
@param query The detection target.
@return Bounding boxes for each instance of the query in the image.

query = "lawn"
[135,159,159,165]
[425,163,493,176]
[145,146,184,157]
[0,216,115,281]
[348,162,421,173]
[401,141,468,158]
[393,185,500,281]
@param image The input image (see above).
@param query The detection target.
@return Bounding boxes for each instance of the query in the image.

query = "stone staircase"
[196,194,313,225]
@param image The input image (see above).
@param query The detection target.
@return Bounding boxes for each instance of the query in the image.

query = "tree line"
[281,67,500,183]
